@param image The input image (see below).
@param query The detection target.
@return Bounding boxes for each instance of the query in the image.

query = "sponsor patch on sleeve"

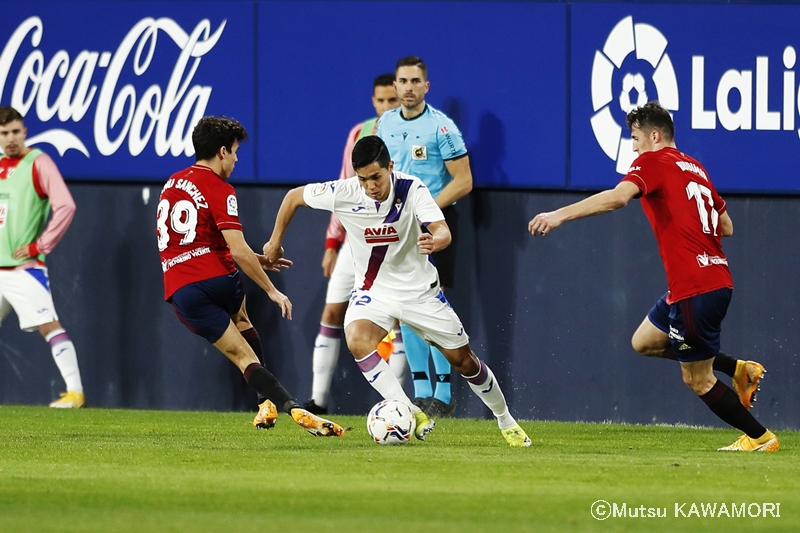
[227,194,238,216]
[311,183,329,196]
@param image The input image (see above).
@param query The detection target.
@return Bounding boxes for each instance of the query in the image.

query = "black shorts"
[430,205,459,288]
[170,272,243,343]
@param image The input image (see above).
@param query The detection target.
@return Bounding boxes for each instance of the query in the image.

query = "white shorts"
[325,240,356,304]
[344,288,469,350]
[0,267,59,331]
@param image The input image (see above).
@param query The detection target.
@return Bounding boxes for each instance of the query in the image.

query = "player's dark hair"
[396,56,427,80]
[352,135,391,171]
[192,116,248,161]
[626,101,675,142]
[374,73,395,88]
[0,106,24,127]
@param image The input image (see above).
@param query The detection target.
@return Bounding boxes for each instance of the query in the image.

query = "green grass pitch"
[0,406,797,533]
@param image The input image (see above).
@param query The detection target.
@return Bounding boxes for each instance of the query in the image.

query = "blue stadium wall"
[1,0,799,428]
[1,184,797,430]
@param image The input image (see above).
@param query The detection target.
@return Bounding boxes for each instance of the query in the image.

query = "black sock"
[700,380,766,439]
[242,328,266,403]
[243,363,298,414]
[712,352,737,377]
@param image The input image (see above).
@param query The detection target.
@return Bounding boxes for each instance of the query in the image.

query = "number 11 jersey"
[622,147,733,304]
[156,165,241,300]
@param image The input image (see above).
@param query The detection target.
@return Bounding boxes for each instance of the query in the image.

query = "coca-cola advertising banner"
[9,1,797,192]
[0,1,255,181]
[0,1,567,186]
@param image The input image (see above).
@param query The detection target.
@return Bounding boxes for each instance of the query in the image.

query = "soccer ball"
[366,399,417,445]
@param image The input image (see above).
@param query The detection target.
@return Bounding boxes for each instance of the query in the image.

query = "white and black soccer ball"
[366,399,416,445]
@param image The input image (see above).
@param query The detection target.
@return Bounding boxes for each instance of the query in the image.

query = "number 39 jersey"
[622,147,733,303]
[156,165,241,300]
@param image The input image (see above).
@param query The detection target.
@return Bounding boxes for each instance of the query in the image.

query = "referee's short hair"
[352,135,391,171]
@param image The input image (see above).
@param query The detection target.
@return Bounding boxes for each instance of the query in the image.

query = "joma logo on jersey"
[364,225,400,244]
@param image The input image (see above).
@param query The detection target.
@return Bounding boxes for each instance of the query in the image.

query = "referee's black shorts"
[431,205,459,288]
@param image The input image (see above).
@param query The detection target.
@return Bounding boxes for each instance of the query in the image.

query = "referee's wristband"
[27,242,40,257]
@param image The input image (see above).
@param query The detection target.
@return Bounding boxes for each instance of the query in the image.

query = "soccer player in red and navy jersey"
[157,116,344,437]
[528,101,778,452]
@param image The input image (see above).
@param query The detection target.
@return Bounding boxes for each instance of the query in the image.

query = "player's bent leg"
[634,312,757,406]
[679,359,716,396]
[346,319,432,440]
[631,316,670,357]
[214,321,345,436]
[230,298,254,332]
[438,344,531,447]
[230,298,268,408]
[679,358,777,451]
[213,321,261,372]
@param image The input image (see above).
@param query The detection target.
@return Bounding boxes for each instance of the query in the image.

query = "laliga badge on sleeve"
[226,195,238,216]
[311,182,329,196]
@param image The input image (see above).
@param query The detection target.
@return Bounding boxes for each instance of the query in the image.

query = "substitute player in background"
[0,106,85,408]
[264,135,530,447]
[528,101,777,452]
[303,73,407,415]
[157,115,345,437]
[376,56,473,418]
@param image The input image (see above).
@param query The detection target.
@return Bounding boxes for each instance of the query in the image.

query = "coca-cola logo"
[0,16,225,158]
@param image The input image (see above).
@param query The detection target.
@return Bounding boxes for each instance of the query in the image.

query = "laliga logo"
[590,16,679,174]
[0,16,225,158]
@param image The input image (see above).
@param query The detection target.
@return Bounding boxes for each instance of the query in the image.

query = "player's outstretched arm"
[418,220,451,255]
[528,181,639,237]
[264,187,307,264]
[222,229,292,319]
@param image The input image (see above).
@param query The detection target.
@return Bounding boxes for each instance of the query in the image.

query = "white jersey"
[303,171,445,302]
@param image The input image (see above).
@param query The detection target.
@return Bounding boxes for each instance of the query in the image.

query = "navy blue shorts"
[646,288,732,362]
[170,272,243,343]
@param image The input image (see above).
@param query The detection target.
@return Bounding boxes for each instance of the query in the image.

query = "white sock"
[388,327,408,383]
[356,350,414,406]
[46,329,83,393]
[463,360,516,430]
[310,324,342,408]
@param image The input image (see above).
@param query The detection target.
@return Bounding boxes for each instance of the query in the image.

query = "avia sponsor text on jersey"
[364,225,400,245]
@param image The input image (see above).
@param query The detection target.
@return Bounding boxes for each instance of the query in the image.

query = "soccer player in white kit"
[263,136,530,446]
